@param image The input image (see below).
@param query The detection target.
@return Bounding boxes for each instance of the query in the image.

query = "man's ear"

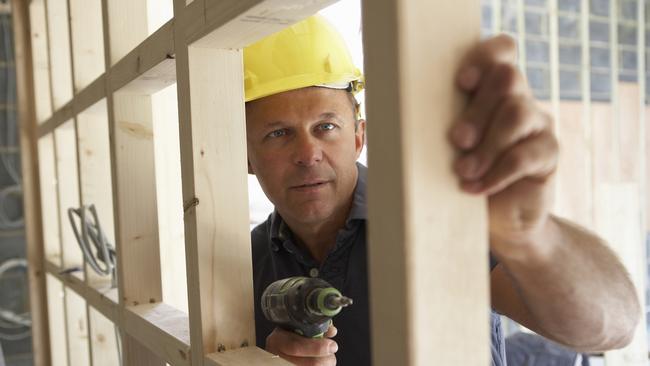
[355,119,367,158]
[248,160,255,175]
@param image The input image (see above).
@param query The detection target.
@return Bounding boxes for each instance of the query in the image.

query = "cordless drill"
[261,276,353,338]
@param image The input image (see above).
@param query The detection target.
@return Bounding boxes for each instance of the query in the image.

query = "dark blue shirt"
[251,163,506,365]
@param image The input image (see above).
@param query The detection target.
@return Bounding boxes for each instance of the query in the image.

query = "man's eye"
[319,123,336,131]
[267,129,286,138]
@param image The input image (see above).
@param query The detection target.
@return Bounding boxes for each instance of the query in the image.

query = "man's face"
[246,87,366,227]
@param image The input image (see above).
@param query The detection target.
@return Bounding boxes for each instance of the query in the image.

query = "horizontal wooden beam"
[44,260,192,366]
[205,347,293,366]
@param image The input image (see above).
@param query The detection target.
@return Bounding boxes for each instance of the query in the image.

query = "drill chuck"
[261,277,353,338]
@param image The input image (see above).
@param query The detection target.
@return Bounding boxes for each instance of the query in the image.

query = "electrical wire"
[0,258,31,341]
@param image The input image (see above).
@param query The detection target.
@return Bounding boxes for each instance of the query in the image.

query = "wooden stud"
[69,0,105,92]
[45,274,69,366]
[11,0,52,362]
[44,0,74,109]
[27,0,53,123]
[362,0,490,365]
[37,134,61,266]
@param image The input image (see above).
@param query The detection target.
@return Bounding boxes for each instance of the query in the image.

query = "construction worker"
[245,15,639,366]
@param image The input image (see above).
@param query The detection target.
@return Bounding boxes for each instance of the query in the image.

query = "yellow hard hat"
[243,15,364,103]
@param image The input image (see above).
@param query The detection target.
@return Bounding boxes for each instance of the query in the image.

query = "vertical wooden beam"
[69,0,105,92]
[111,92,165,365]
[362,1,490,365]
[44,0,73,108]
[27,0,52,123]
[54,120,91,366]
[11,0,52,363]
[45,274,69,366]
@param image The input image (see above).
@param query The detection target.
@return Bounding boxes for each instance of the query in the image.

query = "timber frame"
[12,0,491,365]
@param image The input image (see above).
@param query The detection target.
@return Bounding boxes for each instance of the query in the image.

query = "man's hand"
[450,34,559,259]
[265,325,338,366]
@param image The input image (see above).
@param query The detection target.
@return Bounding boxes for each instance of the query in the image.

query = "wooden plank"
[77,99,116,287]
[111,91,165,365]
[45,260,119,323]
[38,74,106,138]
[88,306,120,366]
[107,0,173,65]
[54,120,91,365]
[12,0,52,362]
[594,184,648,366]
[123,303,191,366]
[45,274,69,366]
[205,347,293,366]
[44,0,74,109]
[27,0,53,123]
[69,0,105,92]
[37,134,62,265]
[362,1,490,365]
[185,0,337,48]
[151,84,188,313]
[108,21,175,94]
[183,46,254,358]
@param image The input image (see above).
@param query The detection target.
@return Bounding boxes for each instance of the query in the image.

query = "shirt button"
[309,268,319,278]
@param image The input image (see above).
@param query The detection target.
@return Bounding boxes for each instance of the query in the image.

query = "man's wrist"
[490,214,561,267]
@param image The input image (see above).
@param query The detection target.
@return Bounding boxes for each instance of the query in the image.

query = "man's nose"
[293,134,323,167]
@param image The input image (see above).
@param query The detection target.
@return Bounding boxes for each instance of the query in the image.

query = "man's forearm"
[494,214,640,351]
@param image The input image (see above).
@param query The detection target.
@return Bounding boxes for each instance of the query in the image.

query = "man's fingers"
[267,328,338,358]
[460,132,558,195]
[279,354,337,366]
[325,325,338,338]
[454,96,551,180]
[456,34,518,92]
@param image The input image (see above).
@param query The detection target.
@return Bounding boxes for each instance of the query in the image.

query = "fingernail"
[459,156,479,179]
[330,342,339,354]
[462,181,483,193]
[459,67,481,90]
[452,123,477,149]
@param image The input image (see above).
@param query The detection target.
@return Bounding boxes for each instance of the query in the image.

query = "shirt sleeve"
[489,252,499,272]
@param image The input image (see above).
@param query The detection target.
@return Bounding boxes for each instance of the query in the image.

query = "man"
[245,16,640,366]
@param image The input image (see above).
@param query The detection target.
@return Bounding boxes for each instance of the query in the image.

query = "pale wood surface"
[69,0,105,92]
[46,274,69,366]
[64,288,91,366]
[363,0,490,365]
[151,84,188,313]
[27,0,52,123]
[12,0,51,362]
[594,184,648,366]
[44,0,73,108]
[88,305,121,366]
[37,134,61,265]
[77,100,116,287]
[205,347,293,366]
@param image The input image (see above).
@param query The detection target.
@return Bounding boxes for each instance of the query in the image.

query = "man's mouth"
[291,180,330,189]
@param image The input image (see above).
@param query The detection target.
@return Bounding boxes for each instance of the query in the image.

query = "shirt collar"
[269,162,368,247]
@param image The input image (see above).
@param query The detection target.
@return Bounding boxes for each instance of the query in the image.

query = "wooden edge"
[109,19,175,93]
[187,0,337,48]
[37,74,105,137]
[123,303,191,366]
[44,259,193,365]
[205,347,293,366]
[45,260,118,322]
[12,0,52,364]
